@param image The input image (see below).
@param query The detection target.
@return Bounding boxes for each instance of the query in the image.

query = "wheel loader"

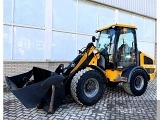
[5,24,156,114]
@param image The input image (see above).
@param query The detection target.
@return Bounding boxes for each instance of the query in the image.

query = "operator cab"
[95,24,137,70]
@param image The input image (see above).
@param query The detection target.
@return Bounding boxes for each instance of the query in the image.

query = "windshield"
[96,29,115,54]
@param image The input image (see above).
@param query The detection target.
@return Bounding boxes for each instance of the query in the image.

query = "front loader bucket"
[5,67,65,114]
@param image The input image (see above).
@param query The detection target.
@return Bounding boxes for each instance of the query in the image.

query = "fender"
[66,64,106,83]
[87,65,106,79]
[121,65,150,83]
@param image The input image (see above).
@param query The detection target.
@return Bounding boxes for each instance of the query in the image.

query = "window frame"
[3,0,156,62]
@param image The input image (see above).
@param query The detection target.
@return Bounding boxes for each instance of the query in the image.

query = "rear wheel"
[123,69,148,96]
[70,69,104,106]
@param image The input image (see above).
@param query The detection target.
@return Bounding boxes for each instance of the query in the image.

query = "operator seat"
[118,43,131,57]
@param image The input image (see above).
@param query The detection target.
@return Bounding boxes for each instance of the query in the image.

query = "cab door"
[116,28,137,69]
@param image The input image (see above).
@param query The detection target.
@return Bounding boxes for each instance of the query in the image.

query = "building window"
[52,0,76,31]
[118,11,132,24]
[98,5,115,28]
[52,31,76,61]
[77,34,92,50]
[3,0,12,23]
[13,27,45,60]
[132,15,144,41]
[3,0,156,62]
[3,25,12,60]
[77,1,97,34]
[144,18,155,42]
[14,0,45,26]
[137,41,155,58]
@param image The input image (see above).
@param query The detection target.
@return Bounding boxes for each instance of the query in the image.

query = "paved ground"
[4,79,157,120]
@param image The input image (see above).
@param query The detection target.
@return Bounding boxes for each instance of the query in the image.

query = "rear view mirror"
[92,36,96,42]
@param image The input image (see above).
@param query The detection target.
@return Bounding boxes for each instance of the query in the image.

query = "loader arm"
[63,42,99,75]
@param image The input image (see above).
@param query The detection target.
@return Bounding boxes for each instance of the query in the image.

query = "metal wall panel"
[90,0,156,19]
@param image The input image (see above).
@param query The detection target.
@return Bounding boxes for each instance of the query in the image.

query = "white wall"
[3,0,156,61]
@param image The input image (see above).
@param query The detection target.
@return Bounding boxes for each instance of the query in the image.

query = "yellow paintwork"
[97,23,137,32]
[88,52,122,82]
[105,70,123,82]
[89,53,100,66]
[140,52,156,81]
[70,24,156,83]
[70,52,87,73]
[70,45,156,82]
[71,46,95,73]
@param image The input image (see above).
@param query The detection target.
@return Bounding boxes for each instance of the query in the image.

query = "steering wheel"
[116,50,121,61]
[104,44,109,50]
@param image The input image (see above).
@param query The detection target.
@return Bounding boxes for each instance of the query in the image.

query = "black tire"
[123,69,148,96]
[70,69,104,106]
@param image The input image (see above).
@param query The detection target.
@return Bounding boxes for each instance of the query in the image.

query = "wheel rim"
[134,75,144,90]
[84,78,99,98]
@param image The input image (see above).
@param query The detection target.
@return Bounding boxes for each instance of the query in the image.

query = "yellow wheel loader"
[5,24,156,113]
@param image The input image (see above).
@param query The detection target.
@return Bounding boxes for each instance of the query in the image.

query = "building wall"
[3,61,69,82]
[91,0,157,18]
[3,0,157,80]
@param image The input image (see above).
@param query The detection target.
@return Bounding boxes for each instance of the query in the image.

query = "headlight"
[93,49,99,54]
[71,62,75,67]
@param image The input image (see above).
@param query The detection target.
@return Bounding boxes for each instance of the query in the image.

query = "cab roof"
[97,23,137,32]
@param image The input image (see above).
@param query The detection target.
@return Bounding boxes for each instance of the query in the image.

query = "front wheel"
[123,69,149,96]
[70,69,104,106]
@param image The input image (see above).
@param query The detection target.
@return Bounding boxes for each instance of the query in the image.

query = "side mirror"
[92,36,96,42]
